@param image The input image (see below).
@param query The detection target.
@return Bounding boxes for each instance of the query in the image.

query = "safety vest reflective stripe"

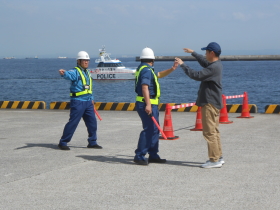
[70,67,92,96]
[135,65,160,105]
[136,96,159,105]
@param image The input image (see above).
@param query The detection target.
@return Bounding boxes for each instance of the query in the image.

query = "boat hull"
[91,72,135,80]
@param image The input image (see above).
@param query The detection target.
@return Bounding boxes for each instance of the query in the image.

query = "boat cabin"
[97,63,124,67]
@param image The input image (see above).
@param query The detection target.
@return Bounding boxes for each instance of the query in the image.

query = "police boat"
[90,46,136,80]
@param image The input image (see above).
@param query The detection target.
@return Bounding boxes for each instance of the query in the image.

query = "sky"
[1,0,280,58]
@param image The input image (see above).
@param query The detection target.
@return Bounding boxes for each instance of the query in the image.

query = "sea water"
[0,58,279,112]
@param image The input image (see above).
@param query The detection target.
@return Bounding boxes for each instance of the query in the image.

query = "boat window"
[97,62,104,67]
[116,63,124,67]
[97,63,124,67]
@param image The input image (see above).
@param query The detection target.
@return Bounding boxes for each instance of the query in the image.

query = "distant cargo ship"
[3,57,15,59]
[58,56,67,59]
[25,56,38,59]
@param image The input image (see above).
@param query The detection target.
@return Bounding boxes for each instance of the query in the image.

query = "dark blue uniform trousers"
[59,100,97,146]
[134,101,160,161]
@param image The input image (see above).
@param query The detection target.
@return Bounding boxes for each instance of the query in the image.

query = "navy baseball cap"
[201,42,221,55]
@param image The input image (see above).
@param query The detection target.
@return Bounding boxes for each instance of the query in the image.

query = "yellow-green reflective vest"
[70,67,92,96]
[135,65,160,105]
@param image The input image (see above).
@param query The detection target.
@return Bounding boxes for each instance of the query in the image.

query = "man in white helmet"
[57,51,102,150]
[134,47,178,165]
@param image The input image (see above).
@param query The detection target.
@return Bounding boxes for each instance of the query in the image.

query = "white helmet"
[76,51,90,60]
[140,47,155,59]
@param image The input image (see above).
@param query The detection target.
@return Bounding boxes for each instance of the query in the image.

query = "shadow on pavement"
[77,155,203,167]
[174,126,196,131]
[15,143,59,150]
[15,143,89,150]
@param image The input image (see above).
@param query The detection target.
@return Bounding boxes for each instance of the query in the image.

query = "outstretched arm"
[182,48,210,67]
[59,69,79,81]
[175,57,215,81]
[157,60,179,78]
[192,52,210,68]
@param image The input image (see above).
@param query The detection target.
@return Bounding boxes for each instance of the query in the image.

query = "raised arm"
[157,60,178,78]
[182,48,210,68]
[59,69,79,81]
[175,57,215,81]
[191,52,211,68]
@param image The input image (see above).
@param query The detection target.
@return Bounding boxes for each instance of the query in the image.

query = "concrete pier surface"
[136,55,280,61]
[1,109,280,210]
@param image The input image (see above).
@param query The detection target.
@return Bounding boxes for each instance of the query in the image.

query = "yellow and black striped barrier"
[49,102,199,111]
[226,104,257,113]
[95,102,136,111]
[49,102,257,113]
[0,101,258,112]
[50,102,71,110]
[0,101,268,113]
[95,102,199,112]
[265,105,280,114]
[50,102,138,111]
[0,101,46,109]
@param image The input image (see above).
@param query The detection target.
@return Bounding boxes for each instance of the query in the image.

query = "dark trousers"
[134,101,160,160]
[59,100,97,146]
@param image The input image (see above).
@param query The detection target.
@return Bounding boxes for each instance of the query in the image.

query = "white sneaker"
[206,157,225,165]
[201,161,222,168]
[219,157,225,165]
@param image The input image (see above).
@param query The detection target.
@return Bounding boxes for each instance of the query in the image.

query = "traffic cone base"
[159,136,179,140]
[220,121,233,124]
[237,116,254,118]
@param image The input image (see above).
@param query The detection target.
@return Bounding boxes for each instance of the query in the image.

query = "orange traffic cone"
[219,94,233,124]
[191,106,203,131]
[237,92,254,118]
[159,103,179,140]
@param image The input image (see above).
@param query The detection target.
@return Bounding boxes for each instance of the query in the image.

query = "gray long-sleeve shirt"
[180,52,223,109]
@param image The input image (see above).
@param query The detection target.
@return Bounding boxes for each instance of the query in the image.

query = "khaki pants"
[201,104,222,162]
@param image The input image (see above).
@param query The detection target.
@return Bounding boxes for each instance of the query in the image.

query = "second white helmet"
[76,51,90,60]
[140,47,155,59]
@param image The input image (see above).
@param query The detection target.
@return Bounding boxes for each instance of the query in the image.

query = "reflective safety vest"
[135,65,160,105]
[70,67,92,97]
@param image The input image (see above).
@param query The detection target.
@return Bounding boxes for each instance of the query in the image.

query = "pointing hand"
[183,48,194,53]
[59,69,66,75]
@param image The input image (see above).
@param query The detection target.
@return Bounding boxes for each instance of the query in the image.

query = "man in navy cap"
[175,42,224,168]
